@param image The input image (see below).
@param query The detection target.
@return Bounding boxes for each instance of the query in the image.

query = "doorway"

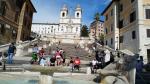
[147,49,150,63]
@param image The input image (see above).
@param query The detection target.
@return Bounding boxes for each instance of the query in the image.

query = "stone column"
[16,1,27,42]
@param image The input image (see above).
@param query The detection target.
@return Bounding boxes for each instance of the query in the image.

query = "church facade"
[31,5,82,39]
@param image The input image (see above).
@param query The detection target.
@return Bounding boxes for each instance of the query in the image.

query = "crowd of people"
[90,49,114,74]
[30,44,81,72]
[0,42,145,75]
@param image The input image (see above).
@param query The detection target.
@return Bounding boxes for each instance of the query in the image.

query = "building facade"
[32,5,82,39]
[102,0,150,63]
[90,20,104,40]
[0,0,36,44]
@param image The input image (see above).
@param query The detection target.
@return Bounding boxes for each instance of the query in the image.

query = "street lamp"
[116,36,119,50]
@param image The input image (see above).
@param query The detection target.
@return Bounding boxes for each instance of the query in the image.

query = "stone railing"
[0,39,38,52]
[94,41,139,84]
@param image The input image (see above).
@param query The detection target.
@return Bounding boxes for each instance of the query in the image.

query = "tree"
[94,12,100,21]
[81,25,89,37]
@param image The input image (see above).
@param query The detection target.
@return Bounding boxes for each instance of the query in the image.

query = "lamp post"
[116,36,119,50]
[2,52,7,71]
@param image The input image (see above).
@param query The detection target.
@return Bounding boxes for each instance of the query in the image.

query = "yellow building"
[102,0,150,63]
[89,20,104,40]
[0,0,36,44]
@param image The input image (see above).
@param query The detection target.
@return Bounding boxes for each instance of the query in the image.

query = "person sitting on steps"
[74,57,81,71]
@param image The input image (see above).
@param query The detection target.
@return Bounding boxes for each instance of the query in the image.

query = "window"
[77,13,79,17]
[119,36,124,43]
[0,1,6,16]
[105,28,108,34]
[119,4,123,12]
[62,12,65,17]
[106,15,108,21]
[111,24,113,31]
[111,9,113,16]
[132,31,136,39]
[146,9,150,19]
[119,20,123,28]
[1,24,5,35]
[130,11,136,23]
[147,29,150,37]
[131,0,135,3]
[111,38,113,45]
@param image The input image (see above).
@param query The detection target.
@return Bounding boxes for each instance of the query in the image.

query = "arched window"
[62,12,65,17]
[77,13,79,17]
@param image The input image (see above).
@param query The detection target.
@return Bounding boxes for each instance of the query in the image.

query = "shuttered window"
[147,29,150,37]
[132,31,136,39]
[119,36,124,43]
[146,9,150,19]
[130,11,136,23]
[0,1,6,16]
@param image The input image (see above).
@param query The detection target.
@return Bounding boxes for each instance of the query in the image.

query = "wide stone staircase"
[50,43,94,61]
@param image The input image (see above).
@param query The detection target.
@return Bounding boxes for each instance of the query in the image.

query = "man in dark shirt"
[7,43,16,64]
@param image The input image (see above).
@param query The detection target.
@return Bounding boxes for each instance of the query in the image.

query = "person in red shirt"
[74,57,81,71]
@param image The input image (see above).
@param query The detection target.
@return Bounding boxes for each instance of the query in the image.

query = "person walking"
[7,43,16,64]
[91,59,98,73]
[136,56,144,73]
[104,49,110,66]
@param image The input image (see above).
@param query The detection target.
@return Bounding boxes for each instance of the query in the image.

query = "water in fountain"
[0,73,39,84]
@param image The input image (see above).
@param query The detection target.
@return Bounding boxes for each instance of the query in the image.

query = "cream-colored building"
[102,0,150,63]
[89,20,104,40]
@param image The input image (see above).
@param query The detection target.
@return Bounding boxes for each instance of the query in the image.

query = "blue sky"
[31,0,111,27]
